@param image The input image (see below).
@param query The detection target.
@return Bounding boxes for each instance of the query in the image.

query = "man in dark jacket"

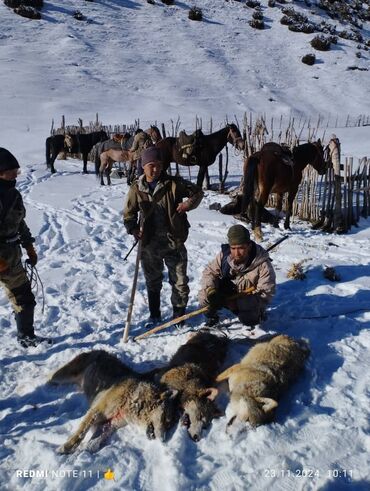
[0,148,49,347]
[123,146,203,328]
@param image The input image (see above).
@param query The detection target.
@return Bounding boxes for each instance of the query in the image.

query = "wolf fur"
[216,334,310,429]
[159,331,229,441]
[57,378,178,454]
[50,350,177,452]
[49,350,134,403]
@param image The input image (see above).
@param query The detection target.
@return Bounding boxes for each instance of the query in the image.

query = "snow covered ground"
[0,1,370,490]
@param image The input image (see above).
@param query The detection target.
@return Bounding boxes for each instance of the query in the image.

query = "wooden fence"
[49,114,369,233]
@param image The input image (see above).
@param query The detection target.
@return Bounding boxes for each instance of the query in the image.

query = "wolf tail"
[216,363,241,382]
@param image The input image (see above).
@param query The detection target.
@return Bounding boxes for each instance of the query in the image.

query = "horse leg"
[274,193,283,228]
[284,189,297,230]
[196,166,206,189]
[253,187,271,241]
[99,162,105,186]
[83,153,88,174]
[106,166,111,186]
[253,200,264,242]
[205,167,211,189]
[50,149,57,174]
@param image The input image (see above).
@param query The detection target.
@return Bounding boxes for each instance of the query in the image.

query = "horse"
[64,130,109,174]
[239,140,328,240]
[45,134,79,172]
[99,148,133,186]
[93,133,132,175]
[147,125,162,143]
[156,124,244,188]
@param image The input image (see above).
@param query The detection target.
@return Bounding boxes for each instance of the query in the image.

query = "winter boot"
[204,310,220,328]
[172,306,186,328]
[15,306,52,348]
[145,291,161,329]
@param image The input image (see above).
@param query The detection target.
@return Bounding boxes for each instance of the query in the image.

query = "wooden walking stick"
[123,237,142,343]
[134,287,255,342]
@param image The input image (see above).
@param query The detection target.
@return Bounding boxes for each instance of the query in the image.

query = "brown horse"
[240,140,328,240]
[99,149,133,185]
[156,124,244,188]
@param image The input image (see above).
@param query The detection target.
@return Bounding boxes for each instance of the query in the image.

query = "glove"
[0,258,9,274]
[206,287,223,310]
[26,244,38,267]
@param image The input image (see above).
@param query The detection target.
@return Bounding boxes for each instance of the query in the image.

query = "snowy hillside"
[0,0,370,490]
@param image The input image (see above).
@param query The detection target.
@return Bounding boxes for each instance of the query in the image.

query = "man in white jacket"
[198,225,276,327]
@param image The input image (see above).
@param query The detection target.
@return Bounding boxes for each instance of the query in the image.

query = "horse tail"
[46,137,51,168]
[95,144,101,175]
[242,154,259,214]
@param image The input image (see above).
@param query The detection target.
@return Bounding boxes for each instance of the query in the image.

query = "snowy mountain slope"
[0,0,370,490]
[1,0,369,162]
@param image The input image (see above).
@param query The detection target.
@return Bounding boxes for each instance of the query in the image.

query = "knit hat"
[141,147,163,167]
[227,225,250,245]
[0,148,20,172]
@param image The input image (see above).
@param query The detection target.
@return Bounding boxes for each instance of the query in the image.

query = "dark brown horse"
[156,124,244,188]
[240,140,328,240]
[64,130,109,174]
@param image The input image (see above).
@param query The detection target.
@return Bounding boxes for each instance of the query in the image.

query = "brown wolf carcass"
[216,334,310,430]
[159,331,229,441]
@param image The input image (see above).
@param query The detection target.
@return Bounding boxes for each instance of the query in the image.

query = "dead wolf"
[216,334,310,430]
[49,350,134,402]
[50,350,177,452]
[159,330,229,441]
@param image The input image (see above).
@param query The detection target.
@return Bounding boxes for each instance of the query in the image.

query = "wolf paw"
[57,444,74,455]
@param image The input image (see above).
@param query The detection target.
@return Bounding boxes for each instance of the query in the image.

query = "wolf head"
[181,388,223,442]
[144,389,179,442]
[226,395,278,432]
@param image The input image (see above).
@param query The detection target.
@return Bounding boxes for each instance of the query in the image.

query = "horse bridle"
[227,126,244,151]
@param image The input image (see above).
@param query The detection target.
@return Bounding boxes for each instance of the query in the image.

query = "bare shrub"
[4,0,22,7]
[14,5,41,18]
[310,35,331,51]
[301,53,316,65]
[249,18,264,29]
[73,10,84,20]
[289,23,315,33]
[188,7,202,21]
[252,10,263,20]
[245,0,260,7]
[280,15,294,26]
[5,0,43,6]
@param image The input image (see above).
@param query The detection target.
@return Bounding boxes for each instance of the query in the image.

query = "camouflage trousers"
[0,245,35,313]
[141,235,189,310]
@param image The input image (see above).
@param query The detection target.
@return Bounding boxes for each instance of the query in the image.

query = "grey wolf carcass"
[216,334,310,430]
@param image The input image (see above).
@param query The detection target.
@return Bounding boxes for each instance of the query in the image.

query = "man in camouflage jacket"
[0,148,48,347]
[124,146,203,327]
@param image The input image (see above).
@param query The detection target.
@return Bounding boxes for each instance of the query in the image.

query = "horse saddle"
[274,144,294,167]
[177,129,203,160]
